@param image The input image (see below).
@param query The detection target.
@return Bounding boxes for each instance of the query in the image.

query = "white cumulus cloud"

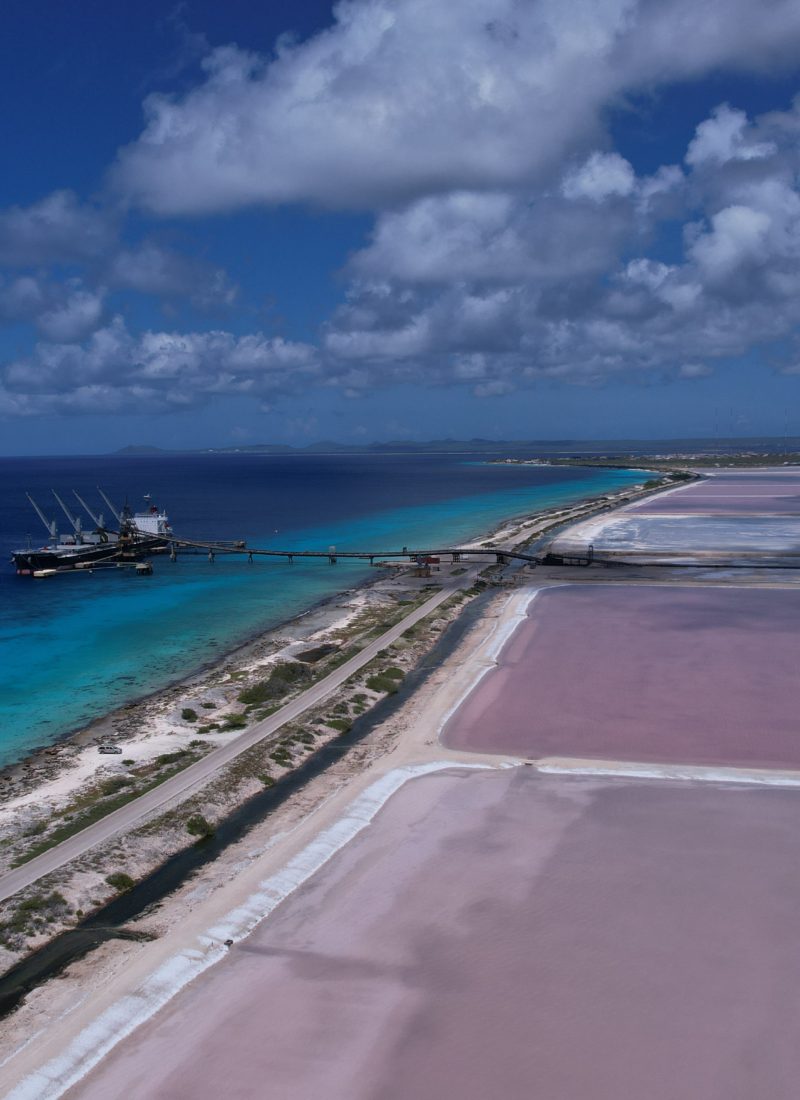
[562,152,636,202]
[36,287,106,342]
[686,103,777,166]
[6,2,800,417]
[1,317,319,414]
[112,0,800,215]
[0,191,116,266]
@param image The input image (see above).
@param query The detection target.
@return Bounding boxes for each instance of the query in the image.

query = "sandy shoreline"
[0,585,373,810]
[0,496,559,791]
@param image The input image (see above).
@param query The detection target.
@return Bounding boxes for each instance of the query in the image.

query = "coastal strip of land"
[0,580,462,907]
[0,473,673,968]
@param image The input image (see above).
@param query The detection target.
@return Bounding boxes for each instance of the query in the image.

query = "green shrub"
[200,701,216,709]
[237,661,312,705]
[181,708,198,722]
[99,776,133,797]
[186,813,214,839]
[327,718,352,733]
[366,674,400,694]
[295,643,339,663]
[3,891,69,936]
[258,774,276,787]
[105,871,135,892]
[222,712,248,730]
[155,749,189,767]
[19,891,67,913]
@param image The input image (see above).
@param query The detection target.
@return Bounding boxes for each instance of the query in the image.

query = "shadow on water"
[0,589,493,1020]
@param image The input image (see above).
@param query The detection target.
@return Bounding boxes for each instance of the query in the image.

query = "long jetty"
[167,536,538,566]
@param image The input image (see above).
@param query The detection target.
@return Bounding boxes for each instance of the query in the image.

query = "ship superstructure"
[11,491,172,575]
[131,494,172,539]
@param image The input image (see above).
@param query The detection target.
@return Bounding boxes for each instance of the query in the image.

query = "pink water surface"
[69,769,800,1100]
[445,583,800,767]
[629,470,800,514]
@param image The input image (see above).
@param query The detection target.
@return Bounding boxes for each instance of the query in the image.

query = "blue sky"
[2,0,800,454]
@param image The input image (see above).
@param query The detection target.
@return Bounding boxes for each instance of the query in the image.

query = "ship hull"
[12,537,168,575]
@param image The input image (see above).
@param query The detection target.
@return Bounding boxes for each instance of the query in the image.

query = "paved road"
[0,582,464,905]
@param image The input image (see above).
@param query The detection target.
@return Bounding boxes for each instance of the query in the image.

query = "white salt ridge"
[436,585,560,739]
[8,759,486,1100]
[537,758,800,787]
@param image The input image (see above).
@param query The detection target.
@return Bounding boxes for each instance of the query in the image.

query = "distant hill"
[114,445,174,455]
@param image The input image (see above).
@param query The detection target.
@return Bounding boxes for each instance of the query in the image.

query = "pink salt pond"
[629,469,800,514]
[69,769,800,1100]
[445,583,800,769]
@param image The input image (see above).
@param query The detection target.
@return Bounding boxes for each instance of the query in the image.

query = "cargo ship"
[11,490,172,576]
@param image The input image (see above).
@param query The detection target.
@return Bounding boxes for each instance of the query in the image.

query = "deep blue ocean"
[0,453,644,767]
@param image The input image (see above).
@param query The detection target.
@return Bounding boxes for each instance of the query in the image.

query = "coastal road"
[0,580,469,905]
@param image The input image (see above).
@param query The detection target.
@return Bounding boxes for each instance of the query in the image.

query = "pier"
[167,536,538,567]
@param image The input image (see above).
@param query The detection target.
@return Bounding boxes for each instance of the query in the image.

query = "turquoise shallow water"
[0,455,643,766]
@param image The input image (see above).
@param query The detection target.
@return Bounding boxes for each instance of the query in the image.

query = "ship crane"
[51,490,83,540]
[72,490,105,531]
[97,488,122,526]
[25,493,58,541]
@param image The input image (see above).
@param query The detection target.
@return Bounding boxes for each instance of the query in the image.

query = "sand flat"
[66,768,800,1100]
[552,512,800,556]
[444,584,800,768]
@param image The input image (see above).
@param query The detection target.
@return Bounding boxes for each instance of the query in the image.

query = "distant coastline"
[112,435,800,459]
[492,452,800,470]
